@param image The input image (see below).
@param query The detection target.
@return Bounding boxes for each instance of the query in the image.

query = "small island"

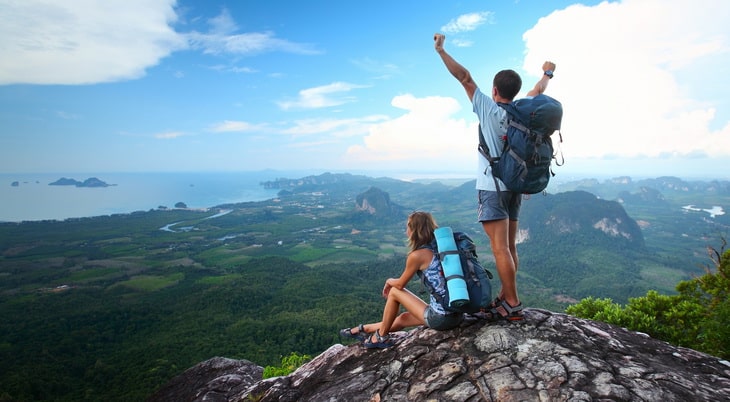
[49,177,114,188]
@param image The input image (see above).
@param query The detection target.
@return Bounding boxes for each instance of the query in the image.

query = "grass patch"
[118,273,184,292]
[66,267,120,283]
[196,247,253,268]
[197,274,242,285]
[307,249,376,265]
[288,244,337,262]
[639,265,687,294]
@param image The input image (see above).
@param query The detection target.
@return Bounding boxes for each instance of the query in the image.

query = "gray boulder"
[150,309,730,402]
[148,357,263,402]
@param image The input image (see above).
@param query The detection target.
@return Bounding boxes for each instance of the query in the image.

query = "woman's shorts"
[424,306,463,330]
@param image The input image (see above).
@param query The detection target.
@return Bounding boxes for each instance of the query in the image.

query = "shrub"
[567,244,729,358]
[262,352,312,379]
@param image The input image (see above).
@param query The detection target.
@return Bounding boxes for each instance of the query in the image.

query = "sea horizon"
[3,169,726,223]
[0,171,289,223]
[0,169,476,223]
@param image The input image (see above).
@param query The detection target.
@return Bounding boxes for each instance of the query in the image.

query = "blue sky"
[1,0,728,179]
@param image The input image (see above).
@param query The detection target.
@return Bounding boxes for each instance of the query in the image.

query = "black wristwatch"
[544,70,554,79]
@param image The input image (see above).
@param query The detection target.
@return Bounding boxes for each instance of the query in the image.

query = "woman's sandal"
[339,324,369,341]
[363,330,395,349]
[485,299,524,322]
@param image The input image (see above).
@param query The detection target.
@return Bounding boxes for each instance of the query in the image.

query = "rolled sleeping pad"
[434,227,469,307]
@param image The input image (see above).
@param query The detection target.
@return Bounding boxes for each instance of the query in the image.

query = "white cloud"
[208,64,257,74]
[187,30,319,56]
[345,1,730,173]
[283,115,389,137]
[0,3,318,85]
[451,39,474,48]
[350,57,401,79]
[186,8,319,56]
[441,12,494,34]
[209,120,263,133]
[277,82,369,110]
[346,94,474,170]
[521,0,730,160]
[0,0,184,85]
[207,6,237,35]
[155,131,186,139]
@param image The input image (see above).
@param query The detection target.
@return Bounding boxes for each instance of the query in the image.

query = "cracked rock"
[149,309,730,402]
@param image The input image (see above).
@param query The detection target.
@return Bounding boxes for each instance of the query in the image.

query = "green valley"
[0,173,727,401]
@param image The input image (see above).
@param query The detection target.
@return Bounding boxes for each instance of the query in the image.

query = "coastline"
[0,172,281,223]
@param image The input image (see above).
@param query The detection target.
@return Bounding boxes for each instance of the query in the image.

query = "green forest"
[568,242,729,359]
[0,173,727,401]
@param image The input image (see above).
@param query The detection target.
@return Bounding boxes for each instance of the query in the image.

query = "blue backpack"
[479,94,564,194]
[418,232,493,314]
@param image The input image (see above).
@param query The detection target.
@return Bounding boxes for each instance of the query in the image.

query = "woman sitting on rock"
[340,211,463,348]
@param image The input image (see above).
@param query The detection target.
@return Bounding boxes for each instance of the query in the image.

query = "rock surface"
[147,357,263,402]
[355,186,405,219]
[149,309,730,402]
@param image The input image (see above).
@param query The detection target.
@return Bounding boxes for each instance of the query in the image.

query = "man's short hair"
[493,69,522,101]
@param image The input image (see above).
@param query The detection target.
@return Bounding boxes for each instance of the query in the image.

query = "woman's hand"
[382,280,393,298]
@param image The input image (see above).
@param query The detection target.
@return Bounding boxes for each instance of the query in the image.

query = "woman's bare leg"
[353,288,427,338]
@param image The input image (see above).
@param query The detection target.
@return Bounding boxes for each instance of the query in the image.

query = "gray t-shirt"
[472,88,508,191]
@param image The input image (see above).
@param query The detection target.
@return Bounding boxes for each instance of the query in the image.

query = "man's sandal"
[488,296,502,309]
[363,330,395,349]
[485,299,524,322]
[339,324,368,341]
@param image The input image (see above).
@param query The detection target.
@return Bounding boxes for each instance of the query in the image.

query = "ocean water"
[0,172,285,222]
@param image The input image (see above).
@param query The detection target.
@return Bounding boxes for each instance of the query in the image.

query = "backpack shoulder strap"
[477,124,493,161]
[497,101,517,117]
[478,124,505,196]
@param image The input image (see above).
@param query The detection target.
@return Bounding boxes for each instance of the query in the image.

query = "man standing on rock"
[434,32,556,321]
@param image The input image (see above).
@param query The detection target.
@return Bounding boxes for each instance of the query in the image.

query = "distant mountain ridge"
[258,172,659,301]
[555,175,730,200]
[261,172,409,193]
[521,190,645,248]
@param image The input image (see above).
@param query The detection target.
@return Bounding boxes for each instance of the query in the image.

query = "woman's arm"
[382,248,432,297]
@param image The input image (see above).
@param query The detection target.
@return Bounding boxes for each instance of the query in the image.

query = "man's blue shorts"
[477,189,522,221]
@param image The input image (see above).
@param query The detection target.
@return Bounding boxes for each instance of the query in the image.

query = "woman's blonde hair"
[407,211,438,251]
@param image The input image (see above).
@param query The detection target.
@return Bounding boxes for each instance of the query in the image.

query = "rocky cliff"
[148,309,730,402]
[355,187,406,220]
[520,191,645,248]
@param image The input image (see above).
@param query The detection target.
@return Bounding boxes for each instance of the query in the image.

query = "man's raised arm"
[434,33,477,101]
[526,61,556,97]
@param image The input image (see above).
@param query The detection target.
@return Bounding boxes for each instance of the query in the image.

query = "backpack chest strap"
[508,119,530,134]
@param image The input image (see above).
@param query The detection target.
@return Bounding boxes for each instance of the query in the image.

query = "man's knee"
[491,244,512,258]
